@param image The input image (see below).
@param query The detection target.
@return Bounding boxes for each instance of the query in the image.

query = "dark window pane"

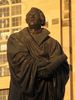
[0,67,2,76]
[4,67,10,76]
[0,89,9,100]
[0,55,2,64]
[3,54,7,62]
[0,7,9,17]
[11,5,21,15]
[0,0,9,5]
[0,8,2,17]
[11,0,21,4]
[0,53,7,64]
[12,17,21,26]
[0,66,10,77]
[0,18,9,28]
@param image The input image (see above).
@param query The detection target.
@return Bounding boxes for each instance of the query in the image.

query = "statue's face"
[26,9,41,28]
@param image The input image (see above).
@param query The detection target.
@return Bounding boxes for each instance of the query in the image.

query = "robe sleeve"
[7,34,38,95]
[37,54,67,79]
[37,41,69,80]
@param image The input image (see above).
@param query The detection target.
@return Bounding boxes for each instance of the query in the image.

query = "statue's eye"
[29,13,32,16]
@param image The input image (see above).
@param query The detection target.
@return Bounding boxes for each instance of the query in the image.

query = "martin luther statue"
[7,7,69,100]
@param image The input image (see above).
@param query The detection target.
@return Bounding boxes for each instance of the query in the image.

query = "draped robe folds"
[7,27,69,100]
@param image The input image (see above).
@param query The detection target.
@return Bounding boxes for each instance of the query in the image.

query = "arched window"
[0,0,9,5]
[11,0,21,4]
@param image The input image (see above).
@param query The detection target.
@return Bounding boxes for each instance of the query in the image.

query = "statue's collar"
[23,27,50,45]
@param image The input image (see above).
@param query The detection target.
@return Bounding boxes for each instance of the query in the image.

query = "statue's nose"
[30,14,35,18]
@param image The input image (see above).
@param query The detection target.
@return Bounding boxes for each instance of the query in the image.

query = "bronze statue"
[7,7,69,100]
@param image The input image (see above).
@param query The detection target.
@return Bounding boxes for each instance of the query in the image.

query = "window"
[11,5,21,15]
[0,61,10,77]
[0,7,9,17]
[64,0,69,10]
[2,54,7,63]
[3,66,10,76]
[0,30,10,40]
[12,17,21,26]
[0,67,2,76]
[12,28,21,33]
[0,0,9,6]
[0,53,7,64]
[11,0,21,4]
[0,0,22,80]
[0,89,9,100]
[0,18,9,28]
[0,44,7,52]
[52,18,59,25]
[0,66,10,77]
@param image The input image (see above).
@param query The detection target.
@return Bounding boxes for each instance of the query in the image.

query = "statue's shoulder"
[9,27,28,39]
[47,33,61,48]
[42,28,50,35]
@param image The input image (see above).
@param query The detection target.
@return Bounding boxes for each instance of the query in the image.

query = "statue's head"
[26,7,45,28]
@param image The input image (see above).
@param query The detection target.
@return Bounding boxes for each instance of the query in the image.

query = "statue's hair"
[26,7,46,26]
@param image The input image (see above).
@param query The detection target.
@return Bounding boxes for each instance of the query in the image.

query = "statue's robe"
[7,27,69,100]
